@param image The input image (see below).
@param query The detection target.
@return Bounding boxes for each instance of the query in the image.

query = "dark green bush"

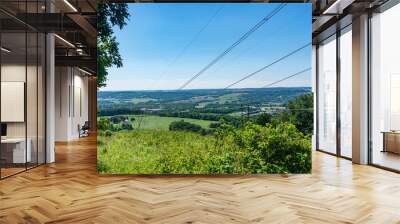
[216,122,311,173]
[98,117,111,131]
[121,122,133,130]
[109,115,131,123]
[169,120,203,133]
[253,113,272,126]
[209,122,221,129]
[105,130,113,137]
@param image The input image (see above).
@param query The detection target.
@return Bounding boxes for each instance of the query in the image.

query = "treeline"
[98,116,133,133]
[169,120,214,136]
[158,112,242,127]
[158,111,221,121]
[228,93,313,135]
[263,93,313,135]
[99,93,314,136]
[98,108,143,116]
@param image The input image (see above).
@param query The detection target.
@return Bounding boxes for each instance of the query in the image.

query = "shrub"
[121,122,133,130]
[209,122,221,129]
[238,123,311,173]
[169,120,203,133]
[105,130,113,137]
[254,113,272,126]
[200,128,215,136]
[217,122,311,173]
[98,117,111,131]
[97,124,311,174]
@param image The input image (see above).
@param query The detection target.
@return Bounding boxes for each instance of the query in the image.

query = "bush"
[98,118,111,131]
[254,113,272,126]
[169,120,203,133]
[105,130,113,137]
[209,122,221,129]
[98,122,311,174]
[216,122,311,173]
[121,122,133,130]
[200,128,215,136]
[110,115,135,124]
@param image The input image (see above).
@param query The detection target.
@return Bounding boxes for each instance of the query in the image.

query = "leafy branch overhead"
[97,3,130,88]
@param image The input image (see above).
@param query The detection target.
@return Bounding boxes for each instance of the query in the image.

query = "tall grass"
[97,123,311,174]
[97,130,244,174]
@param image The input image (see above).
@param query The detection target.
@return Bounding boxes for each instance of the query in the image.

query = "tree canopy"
[97,3,130,88]
[286,93,313,134]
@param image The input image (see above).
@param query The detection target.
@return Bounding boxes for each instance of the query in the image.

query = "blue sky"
[103,3,311,91]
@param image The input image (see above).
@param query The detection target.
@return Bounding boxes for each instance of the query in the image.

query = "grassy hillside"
[97,93,313,174]
[97,122,312,174]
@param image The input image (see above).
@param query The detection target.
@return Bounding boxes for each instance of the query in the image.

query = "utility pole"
[247,105,250,121]
[241,104,244,126]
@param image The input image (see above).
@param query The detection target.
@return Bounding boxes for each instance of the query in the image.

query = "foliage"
[109,115,133,124]
[97,3,130,88]
[226,123,312,173]
[97,122,311,174]
[129,115,212,130]
[98,117,111,131]
[267,93,313,135]
[169,120,203,133]
[97,130,240,174]
[98,88,311,114]
[97,92,313,174]
[253,113,272,126]
[287,93,313,134]
[98,108,144,117]
[104,130,113,137]
[121,122,133,130]
[97,89,313,133]
[209,122,221,129]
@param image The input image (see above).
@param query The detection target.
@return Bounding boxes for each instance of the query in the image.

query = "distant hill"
[98,87,312,117]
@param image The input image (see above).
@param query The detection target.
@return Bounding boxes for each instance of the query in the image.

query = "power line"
[177,3,287,90]
[157,5,224,85]
[224,42,311,89]
[261,67,311,88]
[210,13,298,75]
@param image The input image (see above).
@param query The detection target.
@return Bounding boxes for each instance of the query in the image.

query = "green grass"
[97,130,243,174]
[97,123,312,174]
[129,115,213,130]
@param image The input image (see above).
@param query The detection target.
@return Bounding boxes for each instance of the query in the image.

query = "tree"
[287,93,313,135]
[169,120,203,133]
[209,122,221,129]
[268,94,313,135]
[97,3,130,88]
[254,113,272,126]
